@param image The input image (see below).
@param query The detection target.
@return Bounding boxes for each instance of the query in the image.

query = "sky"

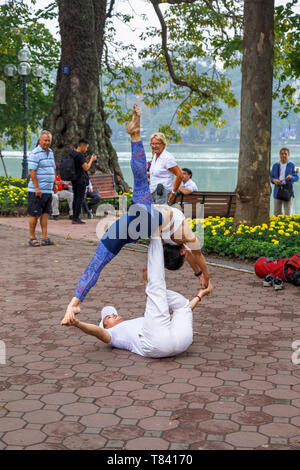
[25,0,300,36]
[2,0,299,43]
[19,0,300,56]
[2,0,299,64]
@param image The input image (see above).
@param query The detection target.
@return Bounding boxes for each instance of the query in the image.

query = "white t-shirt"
[280,163,287,183]
[108,318,145,356]
[181,179,198,192]
[149,149,177,193]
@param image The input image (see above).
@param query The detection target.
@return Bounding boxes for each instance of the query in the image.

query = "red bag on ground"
[255,257,288,281]
[285,253,300,285]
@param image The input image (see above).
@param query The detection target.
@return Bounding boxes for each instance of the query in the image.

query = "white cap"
[99,306,118,328]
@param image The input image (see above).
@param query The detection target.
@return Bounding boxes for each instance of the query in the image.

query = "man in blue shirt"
[270,147,299,216]
[27,130,57,246]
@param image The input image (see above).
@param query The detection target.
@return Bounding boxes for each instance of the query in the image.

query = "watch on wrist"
[194,270,202,277]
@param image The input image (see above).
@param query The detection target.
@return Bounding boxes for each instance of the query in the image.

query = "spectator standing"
[27,130,56,246]
[179,168,198,195]
[270,148,299,216]
[70,139,97,224]
[149,132,182,205]
[51,173,73,220]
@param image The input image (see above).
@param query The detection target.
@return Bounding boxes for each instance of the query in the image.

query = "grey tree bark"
[234,0,274,226]
[43,0,128,191]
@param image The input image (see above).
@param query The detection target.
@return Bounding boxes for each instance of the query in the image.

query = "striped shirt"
[28,145,56,194]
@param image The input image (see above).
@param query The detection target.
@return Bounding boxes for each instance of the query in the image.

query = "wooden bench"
[89,173,118,200]
[175,191,237,219]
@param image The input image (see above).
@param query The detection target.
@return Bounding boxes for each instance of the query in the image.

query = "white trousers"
[52,190,73,216]
[274,197,294,216]
[139,238,193,358]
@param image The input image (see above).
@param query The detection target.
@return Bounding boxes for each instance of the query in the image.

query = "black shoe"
[263,274,274,287]
[69,215,73,220]
[52,215,59,220]
[273,277,284,290]
[72,218,86,224]
[87,210,93,219]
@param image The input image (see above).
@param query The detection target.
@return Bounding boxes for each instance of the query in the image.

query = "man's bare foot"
[126,104,141,137]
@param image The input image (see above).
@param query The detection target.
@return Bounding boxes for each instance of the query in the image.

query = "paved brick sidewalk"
[0,219,300,450]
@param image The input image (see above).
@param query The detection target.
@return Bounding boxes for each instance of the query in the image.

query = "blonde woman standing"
[149,132,183,205]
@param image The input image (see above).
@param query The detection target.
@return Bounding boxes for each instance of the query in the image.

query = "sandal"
[41,238,54,246]
[29,238,40,247]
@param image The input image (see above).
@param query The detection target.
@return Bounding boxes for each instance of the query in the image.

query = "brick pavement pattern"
[0,220,300,450]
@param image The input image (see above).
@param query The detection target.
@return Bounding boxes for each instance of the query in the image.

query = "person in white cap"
[62,236,212,358]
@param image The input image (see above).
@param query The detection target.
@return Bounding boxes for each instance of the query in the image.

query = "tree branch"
[150,1,209,97]
[103,43,119,79]
[153,0,240,20]
[106,0,115,18]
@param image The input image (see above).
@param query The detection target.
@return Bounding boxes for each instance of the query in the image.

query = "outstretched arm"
[63,316,111,344]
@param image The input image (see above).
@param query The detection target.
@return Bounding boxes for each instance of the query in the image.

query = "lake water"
[2,142,300,215]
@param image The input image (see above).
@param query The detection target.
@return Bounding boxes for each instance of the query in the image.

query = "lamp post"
[4,48,45,180]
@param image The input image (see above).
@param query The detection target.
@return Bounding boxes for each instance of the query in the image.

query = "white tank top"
[160,207,185,245]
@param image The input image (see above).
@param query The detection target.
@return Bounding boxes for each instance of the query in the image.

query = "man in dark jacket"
[70,139,96,224]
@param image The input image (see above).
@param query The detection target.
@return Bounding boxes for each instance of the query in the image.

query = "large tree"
[234,0,275,226]
[43,0,129,191]
[103,0,298,226]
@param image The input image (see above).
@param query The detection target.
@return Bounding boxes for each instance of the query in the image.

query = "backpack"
[285,253,300,286]
[255,257,287,281]
[58,154,77,181]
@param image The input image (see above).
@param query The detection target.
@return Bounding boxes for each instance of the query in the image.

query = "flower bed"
[0,177,28,215]
[186,215,300,260]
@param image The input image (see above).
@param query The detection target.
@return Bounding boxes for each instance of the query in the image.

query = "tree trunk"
[234,0,274,227]
[43,0,128,191]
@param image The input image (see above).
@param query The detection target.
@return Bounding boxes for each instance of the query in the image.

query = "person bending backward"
[63,237,213,357]
[61,105,210,326]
